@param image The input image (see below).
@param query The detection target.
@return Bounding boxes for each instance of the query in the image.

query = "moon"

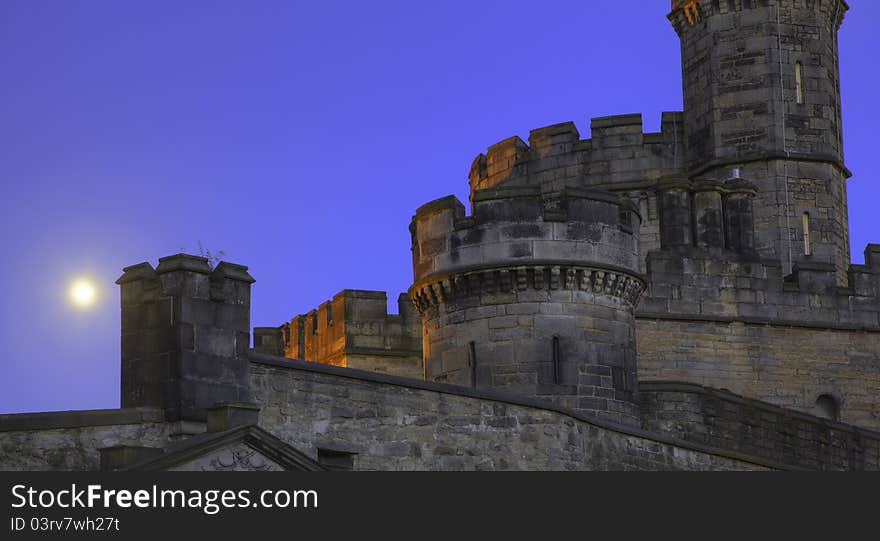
[70,279,97,308]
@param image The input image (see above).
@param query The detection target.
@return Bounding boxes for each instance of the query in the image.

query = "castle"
[1,0,878,471]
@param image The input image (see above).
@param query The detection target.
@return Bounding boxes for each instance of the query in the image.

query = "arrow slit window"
[795,62,805,104]
[803,212,813,256]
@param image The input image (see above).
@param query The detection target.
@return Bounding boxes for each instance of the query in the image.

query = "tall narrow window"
[795,62,804,104]
[552,336,561,384]
[802,212,812,256]
[468,341,477,388]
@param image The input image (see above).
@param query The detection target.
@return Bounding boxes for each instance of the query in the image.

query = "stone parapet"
[640,380,878,471]
[258,290,422,379]
[641,246,880,328]
[467,113,685,198]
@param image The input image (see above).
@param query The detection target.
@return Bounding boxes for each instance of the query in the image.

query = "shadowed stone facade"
[0,0,877,471]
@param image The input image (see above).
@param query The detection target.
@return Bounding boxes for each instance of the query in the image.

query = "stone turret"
[670,0,851,281]
[117,254,255,423]
[409,186,645,426]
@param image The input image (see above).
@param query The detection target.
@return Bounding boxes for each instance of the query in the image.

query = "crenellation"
[2,0,877,472]
[269,290,422,379]
[467,112,687,199]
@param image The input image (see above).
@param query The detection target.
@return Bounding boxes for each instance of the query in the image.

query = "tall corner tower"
[669,0,851,281]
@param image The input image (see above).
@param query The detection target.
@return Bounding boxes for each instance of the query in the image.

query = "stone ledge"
[156,253,212,275]
[0,407,164,432]
[344,346,422,358]
[635,311,880,333]
[690,151,852,179]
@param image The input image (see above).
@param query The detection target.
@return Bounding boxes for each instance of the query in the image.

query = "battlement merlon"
[410,186,645,308]
[467,113,686,200]
[847,245,880,299]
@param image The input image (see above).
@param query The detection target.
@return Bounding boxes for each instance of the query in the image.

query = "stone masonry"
[0,0,877,471]
[255,290,422,379]
[409,188,644,425]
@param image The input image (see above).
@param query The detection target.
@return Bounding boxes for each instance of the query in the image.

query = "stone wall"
[0,409,171,471]
[637,318,880,431]
[640,246,880,327]
[640,381,880,471]
[636,244,880,430]
[3,354,875,471]
[248,353,772,471]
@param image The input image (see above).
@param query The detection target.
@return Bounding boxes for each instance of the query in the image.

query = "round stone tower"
[669,0,851,281]
[409,185,645,426]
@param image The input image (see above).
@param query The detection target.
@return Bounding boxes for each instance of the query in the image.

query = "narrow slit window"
[795,62,804,104]
[802,212,812,256]
[552,336,561,384]
[468,341,477,388]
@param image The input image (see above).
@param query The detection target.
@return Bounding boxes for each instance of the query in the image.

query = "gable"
[168,442,285,471]
[127,425,327,471]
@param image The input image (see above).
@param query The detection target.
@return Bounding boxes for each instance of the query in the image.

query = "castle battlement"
[641,245,880,330]
[468,113,686,198]
[668,0,848,37]
[849,245,880,299]
[410,186,643,293]
[255,289,422,379]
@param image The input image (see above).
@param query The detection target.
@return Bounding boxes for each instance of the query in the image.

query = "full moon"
[70,279,97,308]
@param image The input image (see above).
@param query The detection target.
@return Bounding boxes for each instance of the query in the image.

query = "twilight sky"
[1,1,877,414]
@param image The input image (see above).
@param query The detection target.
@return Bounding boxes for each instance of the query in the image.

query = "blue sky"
[1,0,877,413]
